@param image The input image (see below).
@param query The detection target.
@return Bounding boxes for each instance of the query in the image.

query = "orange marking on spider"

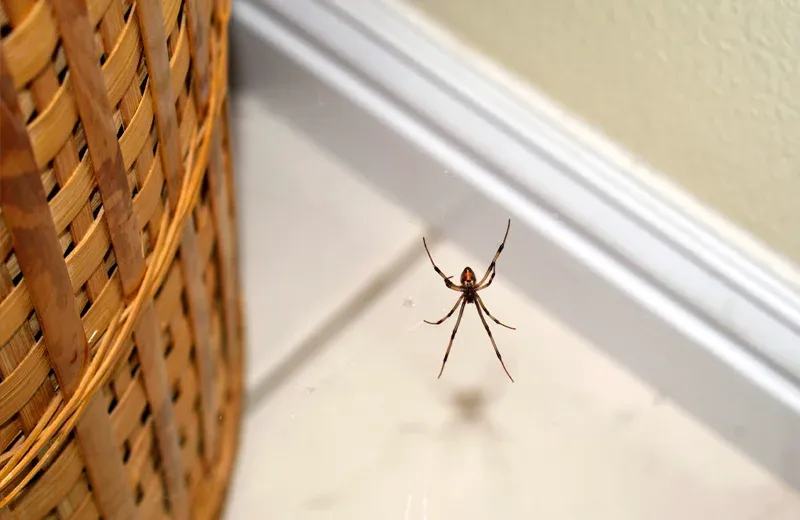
[460,267,475,285]
[422,219,516,382]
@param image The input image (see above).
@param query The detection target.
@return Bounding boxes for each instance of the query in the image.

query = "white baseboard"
[231,0,800,491]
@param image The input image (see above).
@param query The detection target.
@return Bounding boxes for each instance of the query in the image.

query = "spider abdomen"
[460,266,476,286]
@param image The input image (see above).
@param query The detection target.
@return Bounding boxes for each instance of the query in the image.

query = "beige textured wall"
[409,0,800,265]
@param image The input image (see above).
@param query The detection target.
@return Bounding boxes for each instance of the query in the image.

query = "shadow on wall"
[229,26,474,225]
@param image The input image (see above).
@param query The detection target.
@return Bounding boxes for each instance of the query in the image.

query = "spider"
[422,219,516,382]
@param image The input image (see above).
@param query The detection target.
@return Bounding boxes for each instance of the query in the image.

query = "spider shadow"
[300,384,513,512]
[396,381,520,510]
[398,381,515,459]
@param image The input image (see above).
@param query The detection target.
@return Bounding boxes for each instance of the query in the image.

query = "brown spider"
[422,219,516,382]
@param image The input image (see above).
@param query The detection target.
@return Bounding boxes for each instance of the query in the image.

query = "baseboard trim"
[232,0,800,490]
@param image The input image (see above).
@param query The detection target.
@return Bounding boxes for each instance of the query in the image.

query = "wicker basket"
[0,0,243,518]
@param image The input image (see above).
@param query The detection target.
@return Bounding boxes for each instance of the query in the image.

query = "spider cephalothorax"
[422,219,516,382]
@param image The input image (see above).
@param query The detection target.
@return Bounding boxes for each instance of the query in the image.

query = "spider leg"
[424,295,464,325]
[475,264,497,291]
[476,219,510,286]
[476,295,515,330]
[423,237,462,291]
[437,298,467,379]
[474,302,514,382]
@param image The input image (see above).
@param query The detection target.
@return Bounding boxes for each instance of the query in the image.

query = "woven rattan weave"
[0,0,243,517]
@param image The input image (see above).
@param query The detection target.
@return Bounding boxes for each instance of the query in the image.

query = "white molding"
[231,0,800,489]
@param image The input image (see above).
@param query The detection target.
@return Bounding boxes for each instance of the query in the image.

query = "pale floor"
[223,92,800,519]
